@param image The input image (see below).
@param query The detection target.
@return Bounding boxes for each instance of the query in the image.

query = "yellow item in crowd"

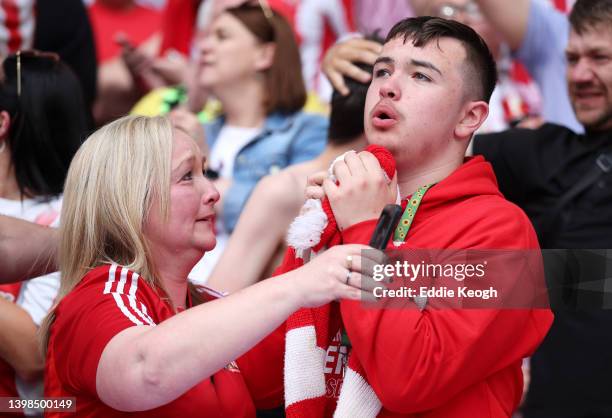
[131,86,329,120]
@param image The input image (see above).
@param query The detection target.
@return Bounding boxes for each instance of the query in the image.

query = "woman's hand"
[286,244,384,308]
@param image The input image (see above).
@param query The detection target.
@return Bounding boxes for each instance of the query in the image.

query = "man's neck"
[397,157,464,198]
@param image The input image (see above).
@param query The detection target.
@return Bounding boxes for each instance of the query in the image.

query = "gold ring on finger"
[346,255,353,271]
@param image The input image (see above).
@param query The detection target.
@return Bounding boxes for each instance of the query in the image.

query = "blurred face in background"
[195,12,274,93]
[430,0,501,58]
[566,24,612,132]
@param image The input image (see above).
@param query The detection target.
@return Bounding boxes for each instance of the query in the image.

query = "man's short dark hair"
[328,33,383,144]
[386,16,497,103]
[569,0,612,34]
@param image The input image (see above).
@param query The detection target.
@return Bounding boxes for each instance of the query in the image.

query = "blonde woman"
[41,115,377,417]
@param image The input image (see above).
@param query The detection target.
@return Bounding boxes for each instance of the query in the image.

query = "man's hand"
[305,171,327,200]
[150,50,189,86]
[117,33,166,92]
[324,151,397,230]
[322,38,382,96]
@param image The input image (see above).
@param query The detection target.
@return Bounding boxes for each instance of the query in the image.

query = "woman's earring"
[0,140,5,154]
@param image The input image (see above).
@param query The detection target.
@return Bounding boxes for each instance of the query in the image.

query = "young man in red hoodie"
[280,16,554,418]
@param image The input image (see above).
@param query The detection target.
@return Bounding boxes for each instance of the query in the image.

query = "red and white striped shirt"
[44,264,276,418]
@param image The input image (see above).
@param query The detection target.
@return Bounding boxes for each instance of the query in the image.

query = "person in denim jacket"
[198,3,328,234]
[205,111,327,233]
[187,3,327,281]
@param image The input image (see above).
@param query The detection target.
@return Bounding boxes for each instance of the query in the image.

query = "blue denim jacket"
[205,111,328,233]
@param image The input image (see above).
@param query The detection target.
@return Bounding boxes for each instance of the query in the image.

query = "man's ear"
[455,101,489,141]
[253,42,276,71]
[0,110,11,141]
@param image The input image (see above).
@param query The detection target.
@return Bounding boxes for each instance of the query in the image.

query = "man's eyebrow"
[374,56,394,66]
[409,59,442,76]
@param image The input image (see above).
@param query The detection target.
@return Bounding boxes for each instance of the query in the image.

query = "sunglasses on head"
[240,0,273,21]
[254,0,273,20]
[4,50,60,96]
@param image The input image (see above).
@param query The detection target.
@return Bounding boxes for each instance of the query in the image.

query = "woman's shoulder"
[67,264,157,302]
[55,264,164,327]
[266,110,328,128]
[289,110,328,125]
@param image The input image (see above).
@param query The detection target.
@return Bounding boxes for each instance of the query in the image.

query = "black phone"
[368,204,403,249]
[341,204,403,350]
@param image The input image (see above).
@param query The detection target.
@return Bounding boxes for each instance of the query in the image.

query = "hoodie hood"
[411,156,502,223]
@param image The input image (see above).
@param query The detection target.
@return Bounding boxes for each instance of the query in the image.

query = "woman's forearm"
[97,273,301,411]
[97,244,365,411]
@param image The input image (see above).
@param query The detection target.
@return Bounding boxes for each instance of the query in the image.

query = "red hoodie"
[276,156,553,417]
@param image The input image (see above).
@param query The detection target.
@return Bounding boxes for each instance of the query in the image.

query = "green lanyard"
[341,184,433,351]
[393,184,433,241]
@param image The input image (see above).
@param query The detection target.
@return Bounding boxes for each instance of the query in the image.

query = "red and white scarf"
[283,145,396,417]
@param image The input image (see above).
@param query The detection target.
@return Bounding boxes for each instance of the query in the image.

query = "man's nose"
[569,58,595,83]
[379,77,400,100]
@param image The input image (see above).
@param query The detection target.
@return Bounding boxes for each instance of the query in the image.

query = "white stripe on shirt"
[111,293,144,326]
[104,265,156,326]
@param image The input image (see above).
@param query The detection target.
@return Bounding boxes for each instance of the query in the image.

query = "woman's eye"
[216,29,228,40]
[181,172,193,181]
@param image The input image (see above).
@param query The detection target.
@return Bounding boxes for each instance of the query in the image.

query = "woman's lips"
[197,214,215,224]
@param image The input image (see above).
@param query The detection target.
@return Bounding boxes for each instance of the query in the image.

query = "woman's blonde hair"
[40,115,173,351]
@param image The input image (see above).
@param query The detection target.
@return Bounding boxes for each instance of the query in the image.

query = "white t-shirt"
[190,125,262,285]
[208,125,262,178]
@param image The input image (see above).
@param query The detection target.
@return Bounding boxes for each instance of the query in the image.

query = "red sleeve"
[53,267,158,396]
[236,324,285,409]
[339,206,554,413]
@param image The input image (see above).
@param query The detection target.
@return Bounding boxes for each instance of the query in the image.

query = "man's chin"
[366,135,396,150]
[577,111,612,131]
